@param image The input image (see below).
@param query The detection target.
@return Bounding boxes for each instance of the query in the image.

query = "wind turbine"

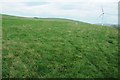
[99,7,105,26]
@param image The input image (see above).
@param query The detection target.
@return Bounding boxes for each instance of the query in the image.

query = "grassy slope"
[2,14,118,78]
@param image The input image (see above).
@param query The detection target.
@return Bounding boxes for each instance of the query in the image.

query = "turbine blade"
[102,14,103,20]
[99,14,103,18]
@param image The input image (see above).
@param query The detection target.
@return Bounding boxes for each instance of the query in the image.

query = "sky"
[0,0,119,24]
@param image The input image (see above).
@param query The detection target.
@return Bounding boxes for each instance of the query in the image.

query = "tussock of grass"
[2,14,118,78]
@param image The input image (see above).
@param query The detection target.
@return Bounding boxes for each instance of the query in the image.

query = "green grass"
[2,14,118,78]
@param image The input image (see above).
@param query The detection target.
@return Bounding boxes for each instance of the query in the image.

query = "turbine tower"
[99,7,104,26]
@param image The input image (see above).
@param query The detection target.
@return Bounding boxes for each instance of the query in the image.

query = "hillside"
[2,14,118,78]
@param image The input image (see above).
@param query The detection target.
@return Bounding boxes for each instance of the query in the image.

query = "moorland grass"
[2,14,118,78]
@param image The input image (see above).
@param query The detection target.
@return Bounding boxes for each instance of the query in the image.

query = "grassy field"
[2,14,118,78]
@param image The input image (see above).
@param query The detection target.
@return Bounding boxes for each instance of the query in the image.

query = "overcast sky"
[1,0,119,24]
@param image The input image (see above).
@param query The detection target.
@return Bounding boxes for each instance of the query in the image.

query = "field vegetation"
[2,14,118,78]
